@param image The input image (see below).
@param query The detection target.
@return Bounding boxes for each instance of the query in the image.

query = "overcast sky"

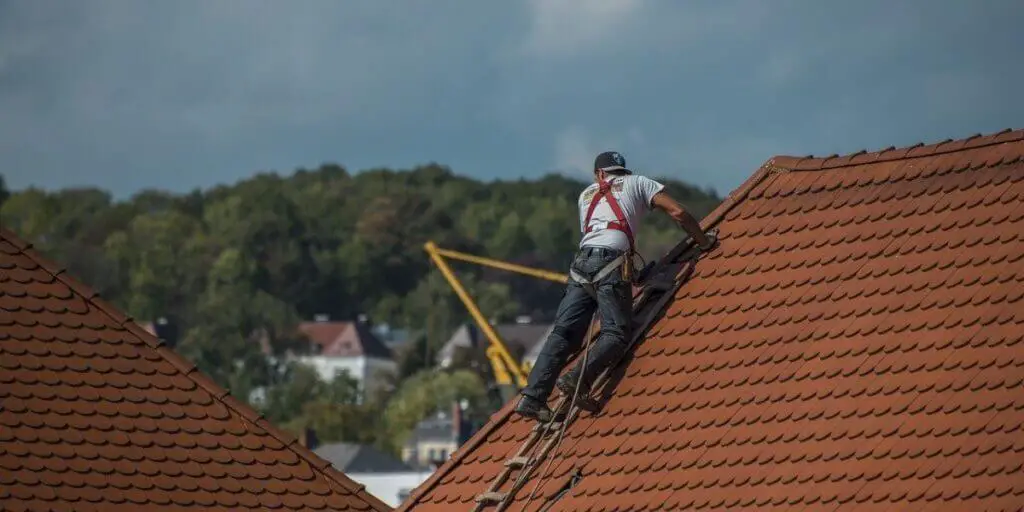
[0,0,1021,199]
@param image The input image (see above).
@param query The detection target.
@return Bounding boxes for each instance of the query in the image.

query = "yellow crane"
[423,241,567,390]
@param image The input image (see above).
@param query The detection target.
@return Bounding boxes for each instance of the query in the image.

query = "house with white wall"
[294,315,397,398]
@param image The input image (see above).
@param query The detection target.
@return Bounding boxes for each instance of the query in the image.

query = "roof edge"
[0,227,393,512]
[653,156,781,269]
[770,127,1024,172]
[704,159,779,231]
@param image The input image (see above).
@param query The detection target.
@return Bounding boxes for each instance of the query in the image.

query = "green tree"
[260,362,392,447]
[203,176,319,312]
[0,161,722,449]
[379,368,489,453]
[104,210,207,321]
[1,188,60,245]
[176,248,304,396]
[262,363,361,423]
[525,196,577,263]
[487,211,533,259]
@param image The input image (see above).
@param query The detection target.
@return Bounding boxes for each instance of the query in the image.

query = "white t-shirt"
[577,174,666,251]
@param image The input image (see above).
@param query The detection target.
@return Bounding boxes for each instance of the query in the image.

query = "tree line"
[0,166,721,454]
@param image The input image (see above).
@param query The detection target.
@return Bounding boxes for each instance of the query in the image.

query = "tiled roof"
[300,320,393,359]
[397,128,1024,511]
[0,228,392,511]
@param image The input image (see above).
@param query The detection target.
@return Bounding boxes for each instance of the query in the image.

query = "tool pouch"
[621,250,635,283]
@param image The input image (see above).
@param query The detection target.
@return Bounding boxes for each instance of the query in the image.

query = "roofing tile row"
[0,229,391,511]
[398,129,1024,511]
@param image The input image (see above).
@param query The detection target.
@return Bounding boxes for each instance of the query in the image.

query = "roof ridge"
[771,127,1024,172]
[0,226,392,512]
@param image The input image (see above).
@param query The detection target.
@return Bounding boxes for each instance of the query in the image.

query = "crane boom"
[429,245,568,285]
[424,241,567,390]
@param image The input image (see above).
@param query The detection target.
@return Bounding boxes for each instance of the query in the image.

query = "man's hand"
[697,228,719,252]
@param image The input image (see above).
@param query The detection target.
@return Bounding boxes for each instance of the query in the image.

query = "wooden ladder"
[470,243,704,511]
[470,392,578,512]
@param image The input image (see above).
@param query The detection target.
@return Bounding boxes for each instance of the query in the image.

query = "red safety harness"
[582,178,635,251]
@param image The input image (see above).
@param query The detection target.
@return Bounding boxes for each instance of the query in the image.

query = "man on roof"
[515,150,715,423]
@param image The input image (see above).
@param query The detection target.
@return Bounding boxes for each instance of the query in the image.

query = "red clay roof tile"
[0,228,391,511]
[397,128,1024,511]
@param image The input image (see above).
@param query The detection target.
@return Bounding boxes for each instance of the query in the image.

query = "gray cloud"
[0,0,1021,198]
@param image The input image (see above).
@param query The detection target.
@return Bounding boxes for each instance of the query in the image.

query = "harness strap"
[583,179,635,251]
[568,254,625,299]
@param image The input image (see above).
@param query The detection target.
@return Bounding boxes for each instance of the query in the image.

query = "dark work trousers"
[521,246,633,402]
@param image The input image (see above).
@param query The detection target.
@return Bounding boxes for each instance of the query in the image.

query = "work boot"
[514,395,563,423]
[556,369,592,398]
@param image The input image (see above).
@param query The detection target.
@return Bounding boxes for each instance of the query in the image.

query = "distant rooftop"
[315,442,413,474]
[299,315,393,360]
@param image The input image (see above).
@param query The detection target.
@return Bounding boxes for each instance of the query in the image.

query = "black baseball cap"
[594,151,631,174]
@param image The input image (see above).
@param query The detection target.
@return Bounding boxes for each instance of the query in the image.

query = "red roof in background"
[300,321,351,353]
[299,321,393,359]
[0,229,391,511]
[398,129,1024,511]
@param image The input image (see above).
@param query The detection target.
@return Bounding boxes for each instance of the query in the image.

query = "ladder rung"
[475,491,506,503]
[504,456,530,469]
[533,421,562,432]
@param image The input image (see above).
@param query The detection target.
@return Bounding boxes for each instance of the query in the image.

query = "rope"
[520,313,595,511]
[506,240,707,510]
[515,247,704,510]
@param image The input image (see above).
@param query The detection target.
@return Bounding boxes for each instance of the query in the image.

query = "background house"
[316,442,415,473]
[400,401,471,470]
[345,470,435,508]
[283,431,435,508]
[294,314,397,398]
[372,322,412,353]
[436,317,550,371]
[137,316,180,348]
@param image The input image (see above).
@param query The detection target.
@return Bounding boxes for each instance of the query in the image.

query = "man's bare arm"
[651,191,712,249]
